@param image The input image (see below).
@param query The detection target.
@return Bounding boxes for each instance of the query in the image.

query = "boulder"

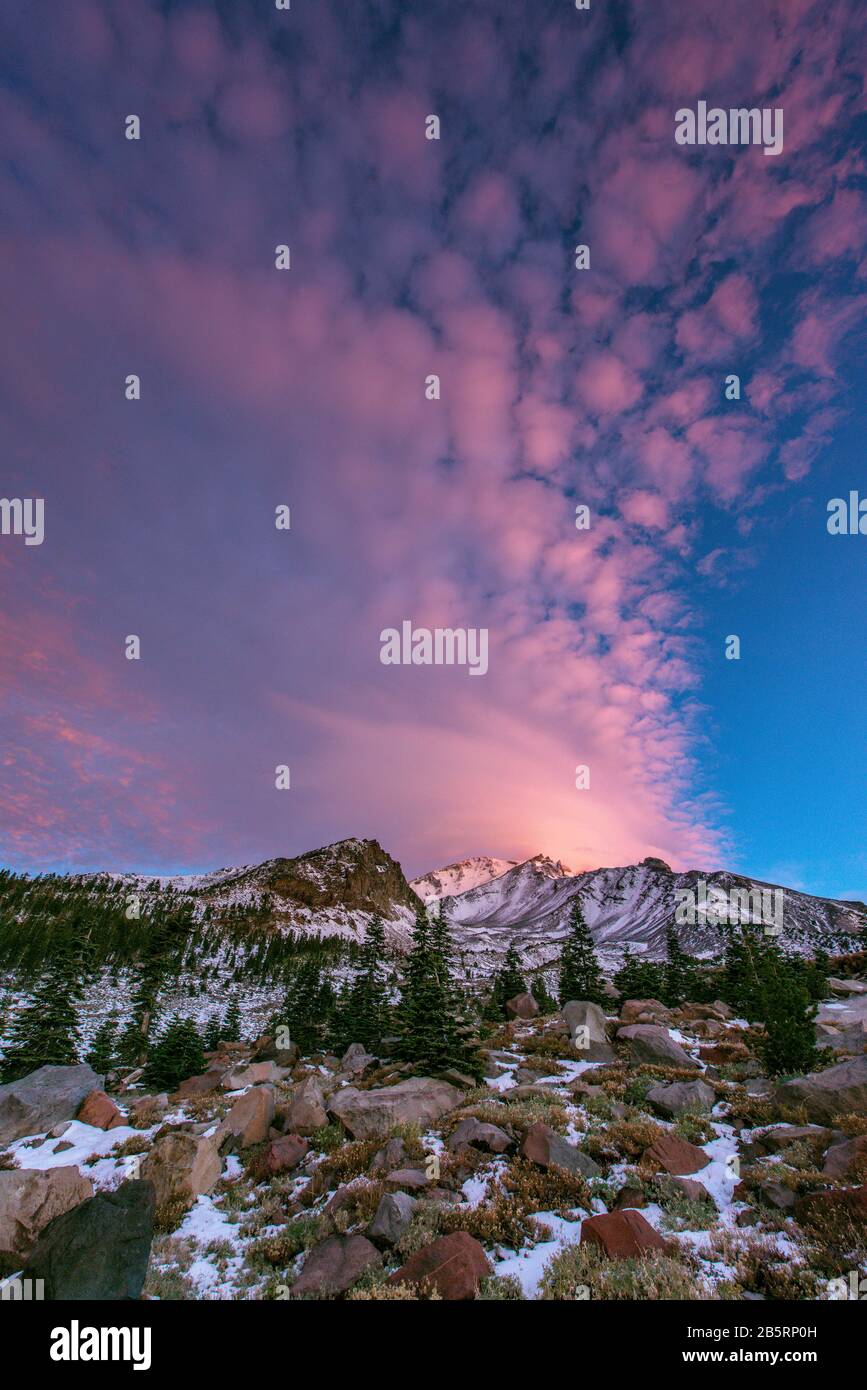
[646,1079,716,1119]
[340,1043,377,1075]
[643,1133,710,1176]
[76,1090,124,1131]
[505,993,539,1021]
[383,1167,429,1192]
[252,1034,299,1067]
[828,978,867,996]
[292,1234,382,1298]
[369,1137,409,1175]
[0,1166,93,1262]
[279,1076,328,1136]
[771,1055,867,1124]
[822,1135,867,1181]
[561,1001,615,1063]
[387,1231,490,1300]
[616,1025,699,1070]
[368,1192,418,1246]
[140,1131,221,1208]
[215,1086,275,1150]
[613,1184,647,1210]
[620,999,672,1025]
[580,1209,669,1258]
[680,1003,732,1022]
[251,1135,309,1179]
[755,1124,837,1155]
[448,1117,513,1155]
[328,1077,462,1140]
[173,1069,224,1100]
[21,1180,155,1300]
[519,1121,601,1178]
[0,1065,103,1146]
[220,1061,283,1091]
[440,1069,477,1089]
[668,1176,716,1206]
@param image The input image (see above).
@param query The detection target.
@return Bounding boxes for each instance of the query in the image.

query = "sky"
[0,0,865,898]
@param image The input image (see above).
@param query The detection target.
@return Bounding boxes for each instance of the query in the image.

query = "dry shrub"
[500,1156,590,1217]
[348,1280,441,1301]
[539,1242,709,1300]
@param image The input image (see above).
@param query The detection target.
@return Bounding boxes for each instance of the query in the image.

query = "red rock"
[505,993,539,1020]
[254,1135,309,1178]
[613,1185,647,1210]
[388,1231,491,1299]
[795,1185,867,1226]
[822,1135,867,1181]
[580,1209,670,1258]
[172,1069,224,1100]
[76,1090,124,1130]
[643,1133,710,1176]
[292,1234,382,1297]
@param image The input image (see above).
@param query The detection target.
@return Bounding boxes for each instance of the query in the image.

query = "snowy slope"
[410,856,520,901]
[443,857,865,972]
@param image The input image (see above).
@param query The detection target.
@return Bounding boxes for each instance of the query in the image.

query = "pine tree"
[756,955,820,1076]
[202,1014,222,1052]
[558,898,605,1005]
[271,960,335,1055]
[341,914,389,1049]
[396,902,479,1076]
[0,928,95,1082]
[222,995,242,1043]
[613,949,666,1004]
[662,922,698,1006]
[86,1014,120,1075]
[484,943,527,1019]
[530,972,557,1014]
[118,900,195,1067]
[145,1016,206,1089]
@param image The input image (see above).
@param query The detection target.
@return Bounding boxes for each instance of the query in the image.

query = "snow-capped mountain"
[22,839,865,973]
[410,856,520,902]
[89,838,420,948]
[441,855,865,973]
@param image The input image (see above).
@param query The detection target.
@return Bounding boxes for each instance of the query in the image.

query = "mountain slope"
[443,856,865,972]
[410,856,520,902]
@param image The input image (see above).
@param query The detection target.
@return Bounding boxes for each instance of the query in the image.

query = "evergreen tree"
[340,914,389,1049]
[396,902,480,1075]
[86,1014,120,1075]
[530,972,557,1014]
[756,955,820,1076]
[271,960,335,1055]
[118,900,195,1067]
[662,922,698,1006]
[145,1016,206,1090]
[222,995,242,1043]
[484,943,527,1019]
[0,928,96,1082]
[202,1014,222,1052]
[613,949,666,1003]
[558,898,605,1005]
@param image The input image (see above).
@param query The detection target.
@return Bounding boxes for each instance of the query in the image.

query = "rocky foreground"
[1,981,866,1301]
